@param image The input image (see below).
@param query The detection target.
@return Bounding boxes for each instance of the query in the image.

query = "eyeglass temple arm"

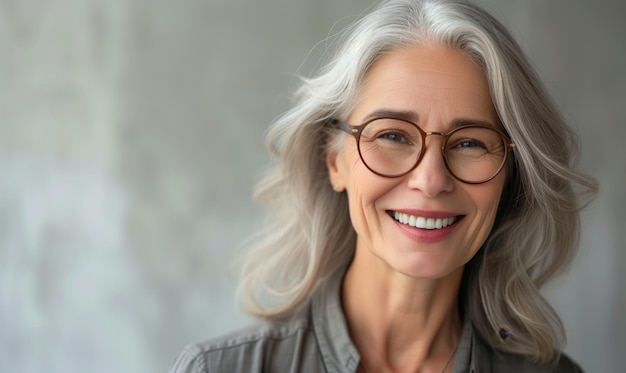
[338,121,359,135]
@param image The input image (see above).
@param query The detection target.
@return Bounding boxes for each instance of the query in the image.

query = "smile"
[392,211,459,230]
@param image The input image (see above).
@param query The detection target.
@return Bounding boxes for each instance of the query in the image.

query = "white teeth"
[426,218,435,229]
[416,216,426,227]
[393,211,457,230]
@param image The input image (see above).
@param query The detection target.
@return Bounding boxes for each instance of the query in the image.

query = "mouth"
[389,210,462,230]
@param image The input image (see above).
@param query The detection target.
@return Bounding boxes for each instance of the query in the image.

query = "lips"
[391,211,460,230]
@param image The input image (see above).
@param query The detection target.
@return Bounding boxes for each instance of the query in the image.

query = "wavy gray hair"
[235,0,598,364]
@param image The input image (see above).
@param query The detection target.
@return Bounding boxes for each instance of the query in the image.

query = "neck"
[342,248,463,372]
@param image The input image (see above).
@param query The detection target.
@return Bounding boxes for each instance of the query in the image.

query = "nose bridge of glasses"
[422,131,447,151]
[414,131,450,175]
[424,131,446,139]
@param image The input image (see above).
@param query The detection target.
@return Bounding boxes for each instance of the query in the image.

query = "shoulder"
[475,338,584,373]
[488,350,584,373]
[169,307,323,373]
[469,324,585,372]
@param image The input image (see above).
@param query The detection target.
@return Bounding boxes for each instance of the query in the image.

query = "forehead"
[351,44,498,125]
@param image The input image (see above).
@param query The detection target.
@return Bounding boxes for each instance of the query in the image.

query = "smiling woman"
[170,0,598,372]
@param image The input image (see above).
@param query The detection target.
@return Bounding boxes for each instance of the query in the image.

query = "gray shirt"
[170,271,583,372]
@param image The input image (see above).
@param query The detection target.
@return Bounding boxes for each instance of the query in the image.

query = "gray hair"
[235,0,598,364]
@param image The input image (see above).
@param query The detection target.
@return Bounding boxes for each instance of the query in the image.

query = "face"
[327,44,507,280]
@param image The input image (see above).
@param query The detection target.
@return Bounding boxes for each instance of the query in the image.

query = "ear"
[326,149,346,192]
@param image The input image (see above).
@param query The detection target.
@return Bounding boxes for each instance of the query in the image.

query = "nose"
[405,133,455,197]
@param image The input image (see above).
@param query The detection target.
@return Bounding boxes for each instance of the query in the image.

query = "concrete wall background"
[0,0,623,372]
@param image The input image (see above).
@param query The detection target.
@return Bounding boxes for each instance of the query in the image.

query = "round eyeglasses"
[338,117,515,184]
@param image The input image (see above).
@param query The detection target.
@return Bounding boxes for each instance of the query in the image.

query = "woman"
[171,0,598,372]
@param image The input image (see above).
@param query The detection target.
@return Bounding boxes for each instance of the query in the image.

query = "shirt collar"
[452,318,489,373]
[311,270,360,372]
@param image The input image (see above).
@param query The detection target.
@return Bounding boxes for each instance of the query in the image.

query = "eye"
[451,138,487,150]
[376,131,411,144]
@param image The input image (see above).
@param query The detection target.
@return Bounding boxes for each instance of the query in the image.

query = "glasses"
[338,117,515,184]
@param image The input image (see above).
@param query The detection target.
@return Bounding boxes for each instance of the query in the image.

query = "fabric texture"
[169,270,584,373]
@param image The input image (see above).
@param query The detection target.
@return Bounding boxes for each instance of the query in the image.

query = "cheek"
[462,174,507,242]
[338,152,395,238]
[471,178,507,234]
[345,168,380,228]
[480,189,503,217]
[484,175,507,215]
[337,144,372,195]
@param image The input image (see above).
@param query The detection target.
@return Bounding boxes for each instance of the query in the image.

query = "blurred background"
[0,0,624,372]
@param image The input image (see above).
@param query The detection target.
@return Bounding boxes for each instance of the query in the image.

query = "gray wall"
[1,0,623,372]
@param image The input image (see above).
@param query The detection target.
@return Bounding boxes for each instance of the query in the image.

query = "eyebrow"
[362,109,418,123]
[361,108,498,129]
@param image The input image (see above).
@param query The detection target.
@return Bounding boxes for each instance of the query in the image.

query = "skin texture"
[326,44,507,372]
